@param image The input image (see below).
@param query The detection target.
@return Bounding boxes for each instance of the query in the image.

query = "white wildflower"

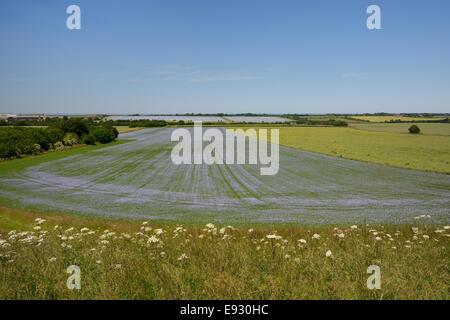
[147,235,160,244]
[35,218,46,225]
[266,234,282,240]
[177,253,189,261]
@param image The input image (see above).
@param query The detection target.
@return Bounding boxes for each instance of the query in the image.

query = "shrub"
[45,128,65,145]
[63,132,80,146]
[0,127,52,158]
[53,141,65,150]
[0,141,17,159]
[91,127,115,144]
[32,129,51,151]
[408,125,421,134]
[56,118,90,137]
[82,134,96,145]
[0,118,117,160]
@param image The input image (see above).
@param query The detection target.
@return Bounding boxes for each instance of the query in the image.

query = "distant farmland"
[350,122,450,136]
[0,128,449,224]
[106,115,293,123]
[350,115,447,123]
[274,126,450,173]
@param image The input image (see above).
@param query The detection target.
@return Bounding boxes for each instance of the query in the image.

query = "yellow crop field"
[114,126,143,134]
[351,116,446,123]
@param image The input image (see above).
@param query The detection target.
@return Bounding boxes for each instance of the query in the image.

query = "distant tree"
[111,126,119,139]
[408,125,421,134]
[82,134,96,145]
[57,118,90,137]
[91,127,115,144]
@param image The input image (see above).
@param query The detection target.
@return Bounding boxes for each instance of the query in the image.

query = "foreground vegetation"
[0,207,448,300]
[275,127,450,173]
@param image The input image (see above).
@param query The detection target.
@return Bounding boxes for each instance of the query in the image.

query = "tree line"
[0,118,118,160]
[287,116,348,127]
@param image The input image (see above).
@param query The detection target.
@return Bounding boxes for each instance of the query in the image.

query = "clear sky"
[0,0,449,114]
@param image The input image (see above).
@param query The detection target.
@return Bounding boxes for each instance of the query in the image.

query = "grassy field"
[350,123,450,136]
[275,127,450,173]
[0,207,448,299]
[0,140,129,176]
[350,116,446,123]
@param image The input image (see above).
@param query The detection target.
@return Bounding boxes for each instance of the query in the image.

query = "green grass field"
[350,123,450,136]
[0,207,448,299]
[0,140,129,176]
[275,127,450,173]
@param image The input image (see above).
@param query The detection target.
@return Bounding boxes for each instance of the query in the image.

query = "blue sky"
[0,0,449,114]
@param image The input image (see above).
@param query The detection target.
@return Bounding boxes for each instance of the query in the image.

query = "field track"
[0,128,449,224]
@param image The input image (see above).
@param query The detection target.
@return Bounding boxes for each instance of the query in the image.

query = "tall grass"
[1,217,448,300]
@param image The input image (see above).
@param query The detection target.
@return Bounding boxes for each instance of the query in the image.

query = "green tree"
[82,134,96,145]
[58,118,90,137]
[91,127,115,144]
[408,125,421,134]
